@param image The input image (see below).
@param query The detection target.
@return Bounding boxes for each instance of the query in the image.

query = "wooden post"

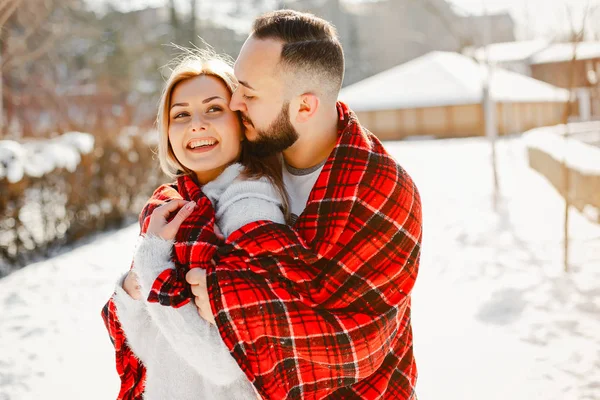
[0,47,3,136]
[481,0,500,211]
[561,2,590,272]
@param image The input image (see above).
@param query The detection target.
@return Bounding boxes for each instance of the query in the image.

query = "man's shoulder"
[343,124,420,206]
[344,124,410,179]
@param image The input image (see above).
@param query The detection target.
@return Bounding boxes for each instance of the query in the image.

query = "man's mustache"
[241,114,254,127]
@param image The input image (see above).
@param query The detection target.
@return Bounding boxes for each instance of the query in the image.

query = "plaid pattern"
[102,102,422,399]
[101,174,221,400]
[101,295,146,400]
[206,102,422,399]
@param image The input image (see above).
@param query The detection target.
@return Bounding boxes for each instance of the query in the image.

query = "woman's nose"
[191,115,208,132]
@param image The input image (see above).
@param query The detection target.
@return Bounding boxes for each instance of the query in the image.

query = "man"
[186,10,422,399]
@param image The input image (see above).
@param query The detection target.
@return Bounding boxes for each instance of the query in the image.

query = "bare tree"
[562,2,590,272]
[408,0,472,50]
[190,0,198,45]
[480,0,500,211]
[0,0,78,136]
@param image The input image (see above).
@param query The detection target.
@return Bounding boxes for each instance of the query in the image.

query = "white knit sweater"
[112,164,286,400]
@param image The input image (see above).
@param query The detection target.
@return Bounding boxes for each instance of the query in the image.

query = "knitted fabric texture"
[203,163,285,238]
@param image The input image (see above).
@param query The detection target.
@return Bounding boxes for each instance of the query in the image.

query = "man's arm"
[202,164,422,399]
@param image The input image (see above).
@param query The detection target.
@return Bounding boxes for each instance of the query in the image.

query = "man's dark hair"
[252,9,345,98]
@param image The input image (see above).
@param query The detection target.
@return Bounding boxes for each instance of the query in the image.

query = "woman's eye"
[173,112,189,119]
[207,106,222,113]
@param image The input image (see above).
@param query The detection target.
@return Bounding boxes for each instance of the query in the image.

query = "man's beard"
[243,102,299,157]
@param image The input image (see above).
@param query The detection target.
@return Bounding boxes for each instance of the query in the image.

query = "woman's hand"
[147,199,196,240]
[123,271,142,300]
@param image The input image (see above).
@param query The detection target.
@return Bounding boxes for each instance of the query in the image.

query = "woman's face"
[168,74,243,184]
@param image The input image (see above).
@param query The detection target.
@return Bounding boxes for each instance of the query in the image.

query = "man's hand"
[123,271,142,300]
[186,268,216,325]
[147,199,196,240]
[214,224,225,241]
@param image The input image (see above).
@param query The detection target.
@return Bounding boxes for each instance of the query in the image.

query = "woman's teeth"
[188,139,217,149]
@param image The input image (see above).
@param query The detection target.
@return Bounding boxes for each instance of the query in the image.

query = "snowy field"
[1,136,599,400]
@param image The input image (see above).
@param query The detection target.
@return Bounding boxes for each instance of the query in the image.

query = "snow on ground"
[1,136,599,400]
[0,226,136,400]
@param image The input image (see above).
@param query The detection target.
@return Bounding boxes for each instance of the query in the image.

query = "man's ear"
[295,93,319,123]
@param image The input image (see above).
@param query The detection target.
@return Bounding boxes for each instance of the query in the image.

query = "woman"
[103,51,288,399]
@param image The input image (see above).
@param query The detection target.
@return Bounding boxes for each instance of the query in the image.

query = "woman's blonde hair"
[156,48,290,219]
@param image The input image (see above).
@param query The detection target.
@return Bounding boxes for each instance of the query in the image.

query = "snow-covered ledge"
[524,123,600,223]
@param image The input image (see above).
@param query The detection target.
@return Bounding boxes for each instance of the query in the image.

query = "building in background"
[465,41,600,121]
[339,51,570,140]
[464,40,550,75]
[530,42,600,121]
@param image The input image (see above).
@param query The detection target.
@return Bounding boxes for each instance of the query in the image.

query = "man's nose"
[229,89,245,112]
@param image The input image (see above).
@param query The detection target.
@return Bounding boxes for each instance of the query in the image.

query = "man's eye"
[243,94,255,100]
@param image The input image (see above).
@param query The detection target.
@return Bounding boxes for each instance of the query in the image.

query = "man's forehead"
[234,37,283,89]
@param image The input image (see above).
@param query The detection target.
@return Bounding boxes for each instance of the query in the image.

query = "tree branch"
[0,0,23,28]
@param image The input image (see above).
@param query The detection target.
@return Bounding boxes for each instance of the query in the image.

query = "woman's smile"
[186,137,220,154]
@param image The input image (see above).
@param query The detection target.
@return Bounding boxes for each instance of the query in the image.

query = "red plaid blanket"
[102,102,422,399]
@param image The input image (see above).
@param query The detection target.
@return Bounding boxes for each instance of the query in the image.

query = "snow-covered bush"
[0,130,164,273]
[0,132,95,183]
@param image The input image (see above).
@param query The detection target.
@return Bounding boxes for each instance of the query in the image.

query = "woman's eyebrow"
[170,96,224,110]
[202,96,225,103]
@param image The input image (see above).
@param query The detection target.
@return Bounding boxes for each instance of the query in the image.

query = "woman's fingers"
[153,199,189,219]
[165,201,196,231]
[147,200,195,240]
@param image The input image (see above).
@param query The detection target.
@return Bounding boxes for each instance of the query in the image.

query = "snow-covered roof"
[464,40,549,64]
[339,51,570,112]
[0,132,94,183]
[530,42,600,64]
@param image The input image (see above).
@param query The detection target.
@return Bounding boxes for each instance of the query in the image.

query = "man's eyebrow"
[238,80,255,90]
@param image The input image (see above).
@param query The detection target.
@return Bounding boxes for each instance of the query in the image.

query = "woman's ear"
[295,93,319,123]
